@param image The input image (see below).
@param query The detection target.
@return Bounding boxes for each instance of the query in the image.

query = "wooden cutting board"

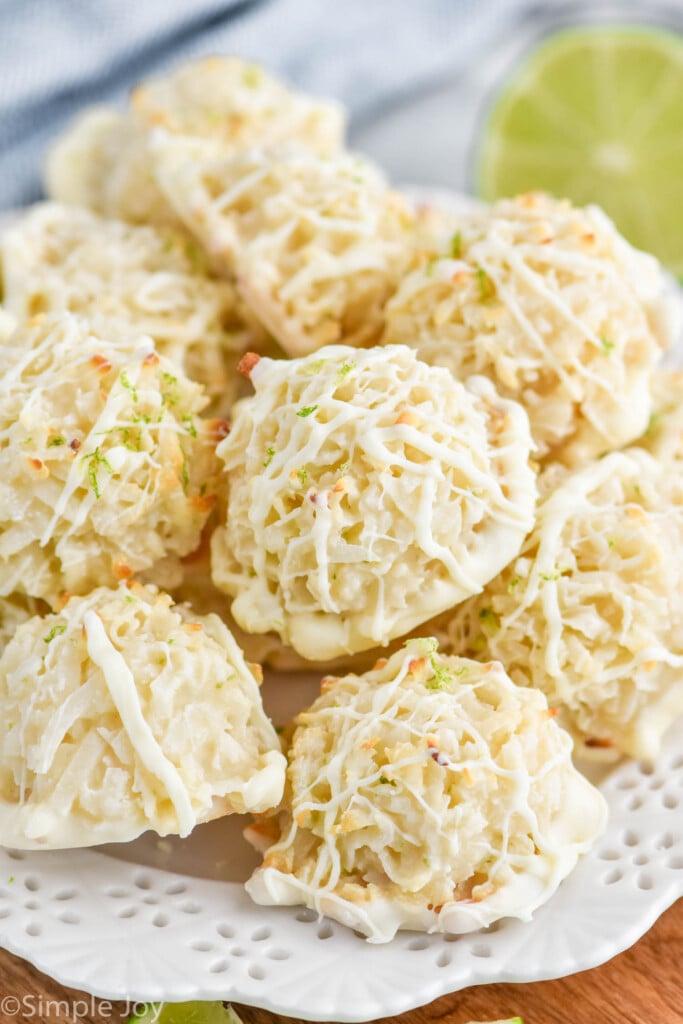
[0,899,680,1024]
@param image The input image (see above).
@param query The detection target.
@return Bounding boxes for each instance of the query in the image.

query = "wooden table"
[0,899,680,1024]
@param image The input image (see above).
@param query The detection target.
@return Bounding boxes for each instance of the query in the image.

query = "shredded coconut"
[385,193,671,463]
[0,595,46,655]
[211,344,536,660]
[1,202,262,413]
[0,583,286,849]
[246,639,606,942]
[153,140,416,355]
[438,447,683,760]
[0,314,222,604]
[45,57,345,227]
[639,368,683,463]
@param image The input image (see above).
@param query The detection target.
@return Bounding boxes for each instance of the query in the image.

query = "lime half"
[476,26,683,277]
[130,1003,242,1024]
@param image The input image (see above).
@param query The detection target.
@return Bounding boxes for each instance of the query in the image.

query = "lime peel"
[476,26,683,276]
[128,1001,244,1024]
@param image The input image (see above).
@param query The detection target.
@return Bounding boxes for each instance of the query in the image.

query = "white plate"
[0,668,682,1023]
[1,197,683,1021]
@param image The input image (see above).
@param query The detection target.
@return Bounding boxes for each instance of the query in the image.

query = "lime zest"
[476,266,495,301]
[297,404,318,418]
[43,623,66,644]
[83,446,113,499]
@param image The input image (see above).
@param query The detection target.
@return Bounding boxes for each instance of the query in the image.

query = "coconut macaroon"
[211,345,536,661]
[0,583,286,849]
[439,448,683,761]
[384,193,672,464]
[246,640,606,942]
[0,314,222,605]
[153,142,416,355]
[44,56,345,226]
[1,202,261,412]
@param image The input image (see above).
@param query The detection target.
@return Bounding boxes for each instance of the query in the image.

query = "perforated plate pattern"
[0,732,681,1022]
